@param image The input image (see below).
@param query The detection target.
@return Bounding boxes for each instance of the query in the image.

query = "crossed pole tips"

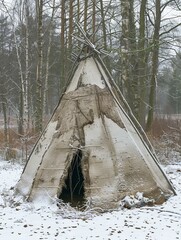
[71,22,110,60]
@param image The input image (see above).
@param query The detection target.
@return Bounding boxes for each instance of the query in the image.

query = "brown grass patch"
[0,128,38,159]
[149,116,181,143]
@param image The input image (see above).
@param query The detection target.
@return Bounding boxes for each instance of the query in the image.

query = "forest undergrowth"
[148,116,181,165]
[0,116,180,164]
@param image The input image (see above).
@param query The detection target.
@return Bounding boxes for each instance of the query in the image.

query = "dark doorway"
[59,149,85,207]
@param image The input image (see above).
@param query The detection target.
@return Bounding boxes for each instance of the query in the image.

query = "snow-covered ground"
[0,155,181,240]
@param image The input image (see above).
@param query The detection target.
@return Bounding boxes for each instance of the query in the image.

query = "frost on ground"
[0,152,181,240]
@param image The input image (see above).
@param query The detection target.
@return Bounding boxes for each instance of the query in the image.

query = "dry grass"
[150,117,181,139]
[0,128,38,161]
[148,116,181,164]
[0,128,19,148]
[149,116,181,145]
[0,115,180,162]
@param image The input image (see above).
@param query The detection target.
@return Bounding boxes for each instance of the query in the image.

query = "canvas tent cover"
[16,55,175,209]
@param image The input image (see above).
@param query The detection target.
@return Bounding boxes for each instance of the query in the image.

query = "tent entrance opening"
[59,149,85,207]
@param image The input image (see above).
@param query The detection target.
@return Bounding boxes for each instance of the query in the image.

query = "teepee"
[15,47,175,209]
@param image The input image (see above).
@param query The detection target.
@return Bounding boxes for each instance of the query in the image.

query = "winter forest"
[0,0,181,155]
[0,1,181,239]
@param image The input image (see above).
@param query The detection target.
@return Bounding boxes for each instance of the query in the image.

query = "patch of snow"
[0,153,181,240]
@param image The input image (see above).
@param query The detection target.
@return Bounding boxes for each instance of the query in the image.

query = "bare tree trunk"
[84,0,88,32]
[92,0,96,42]
[128,0,139,117]
[2,1,30,135]
[4,0,33,161]
[120,0,131,100]
[68,0,73,49]
[24,0,30,133]
[43,0,56,116]
[120,0,148,126]
[60,0,66,86]
[13,21,26,135]
[1,95,9,148]
[100,0,107,51]
[137,0,147,127]
[35,0,44,133]
[77,0,80,23]
[146,0,161,131]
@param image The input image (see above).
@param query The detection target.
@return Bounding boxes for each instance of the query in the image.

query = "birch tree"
[2,0,30,135]
[23,0,30,134]
[120,0,138,115]
[43,0,56,116]
[60,0,66,86]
